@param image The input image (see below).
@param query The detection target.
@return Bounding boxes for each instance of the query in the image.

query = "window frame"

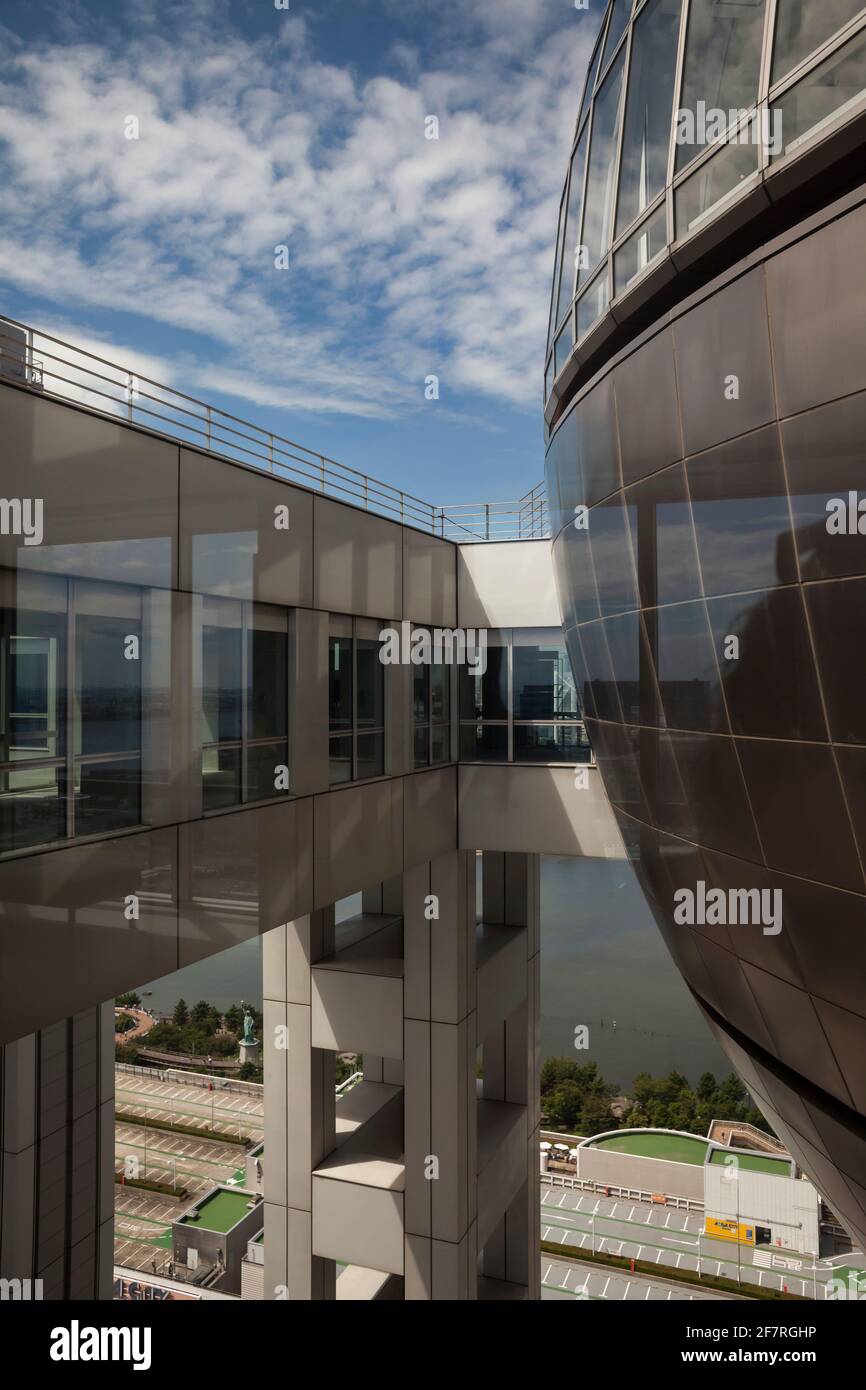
[328,614,388,786]
[200,595,291,814]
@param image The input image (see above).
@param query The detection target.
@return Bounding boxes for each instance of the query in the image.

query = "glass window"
[579,49,627,286]
[356,637,384,729]
[577,22,608,131]
[772,0,863,85]
[513,638,578,720]
[616,0,682,235]
[329,634,353,732]
[201,599,289,812]
[460,642,508,720]
[514,724,591,764]
[576,270,610,340]
[554,319,574,381]
[248,628,288,741]
[675,0,767,171]
[770,26,866,158]
[459,630,590,767]
[548,190,567,351]
[601,0,632,71]
[614,203,668,295]
[0,572,152,854]
[675,139,759,236]
[412,629,452,768]
[329,617,387,784]
[459,722,508,762]
[203,603,242,745]
[555,129,590,329]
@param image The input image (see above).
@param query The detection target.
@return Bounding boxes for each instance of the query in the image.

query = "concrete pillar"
[262,909,336,1300]
[0,1002,114,1300]
[263,847,538,1300]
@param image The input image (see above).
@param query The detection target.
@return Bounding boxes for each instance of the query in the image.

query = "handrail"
[0,312,549,540]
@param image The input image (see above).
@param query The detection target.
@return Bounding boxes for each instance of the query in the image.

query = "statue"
[241,1003,256,1045]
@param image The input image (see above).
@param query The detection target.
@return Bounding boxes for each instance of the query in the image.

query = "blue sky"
[0,0,596,505]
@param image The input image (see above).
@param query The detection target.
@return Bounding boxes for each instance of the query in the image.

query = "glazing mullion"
[665,0,692,196]
[65,579,76,840]
[241,599,251,803]
[606,15,635,303]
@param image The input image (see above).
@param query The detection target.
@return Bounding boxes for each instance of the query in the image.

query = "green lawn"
[592,1133,709,1166]
[708,1148,790,1177]
[177,1189,253,1233]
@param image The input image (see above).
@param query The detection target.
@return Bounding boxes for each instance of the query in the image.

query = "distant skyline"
[0,0,597,504]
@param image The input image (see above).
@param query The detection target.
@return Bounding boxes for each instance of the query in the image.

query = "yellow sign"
[705,1217,756,1245]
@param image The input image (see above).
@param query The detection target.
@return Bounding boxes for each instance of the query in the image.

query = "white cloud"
[0,6,594,419]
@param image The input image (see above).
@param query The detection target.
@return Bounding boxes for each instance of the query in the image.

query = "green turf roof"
[708,1148,791,1177]
[591,1132,709,1165]
[178,1189,254,1233]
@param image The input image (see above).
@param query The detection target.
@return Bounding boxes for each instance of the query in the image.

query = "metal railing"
[0,313,549,540]
[437,481,549,541]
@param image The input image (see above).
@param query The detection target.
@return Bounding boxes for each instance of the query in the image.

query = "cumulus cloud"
[0,1,593,419]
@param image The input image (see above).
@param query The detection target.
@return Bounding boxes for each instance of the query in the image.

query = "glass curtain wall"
[0,569,151,854]
[459,629,591,764]
[329,615,386,785]
[201,597,289,811]
[412,629,452,768]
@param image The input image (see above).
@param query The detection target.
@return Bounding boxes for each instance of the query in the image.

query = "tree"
[544,1081,585,1131]
[173,999,189,1027]
[116,991,141,1008]
[115,1011,137,1034]
[225,1004,243,1035]
[697,1071,718,1104]
[579,1093,616,1138]
[190,1000,213,1027]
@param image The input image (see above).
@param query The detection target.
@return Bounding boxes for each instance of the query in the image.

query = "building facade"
[0,355,622,1299]
[545,0,866,1250]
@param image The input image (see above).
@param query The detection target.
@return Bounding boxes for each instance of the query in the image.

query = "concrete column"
[262,910,336,1300]
[403,849,477,1299]
[0,1002,114,1300]
[478,851,541,1298]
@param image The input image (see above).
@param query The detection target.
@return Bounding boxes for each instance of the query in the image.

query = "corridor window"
[329,616,386,785]
[201,597,289,811]
[412,630,452,768]
[459,629,591,766]
[0,571,149,855]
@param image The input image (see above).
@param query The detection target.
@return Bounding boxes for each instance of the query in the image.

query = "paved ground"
[540,1183,864,1299]
[541,1253,725,1301]
[116,1073,264,1141]
[114,1071,260,1277]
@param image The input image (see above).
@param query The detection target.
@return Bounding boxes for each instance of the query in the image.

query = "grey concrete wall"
[0,1002,114,1300]
[576,1147,704,1202]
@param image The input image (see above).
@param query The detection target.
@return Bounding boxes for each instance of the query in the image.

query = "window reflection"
[579,49,627,287]
[616,0,682,235]
[200,598,289,812]
[555,129,590,330]
[771,26,866,159]
[459,630,591,766]
[601,0,632,71]
[0,570,149,854]
[675,0,767,171]
[772,0,863,85]
[412,628,452,769]
[328,617,386,784]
